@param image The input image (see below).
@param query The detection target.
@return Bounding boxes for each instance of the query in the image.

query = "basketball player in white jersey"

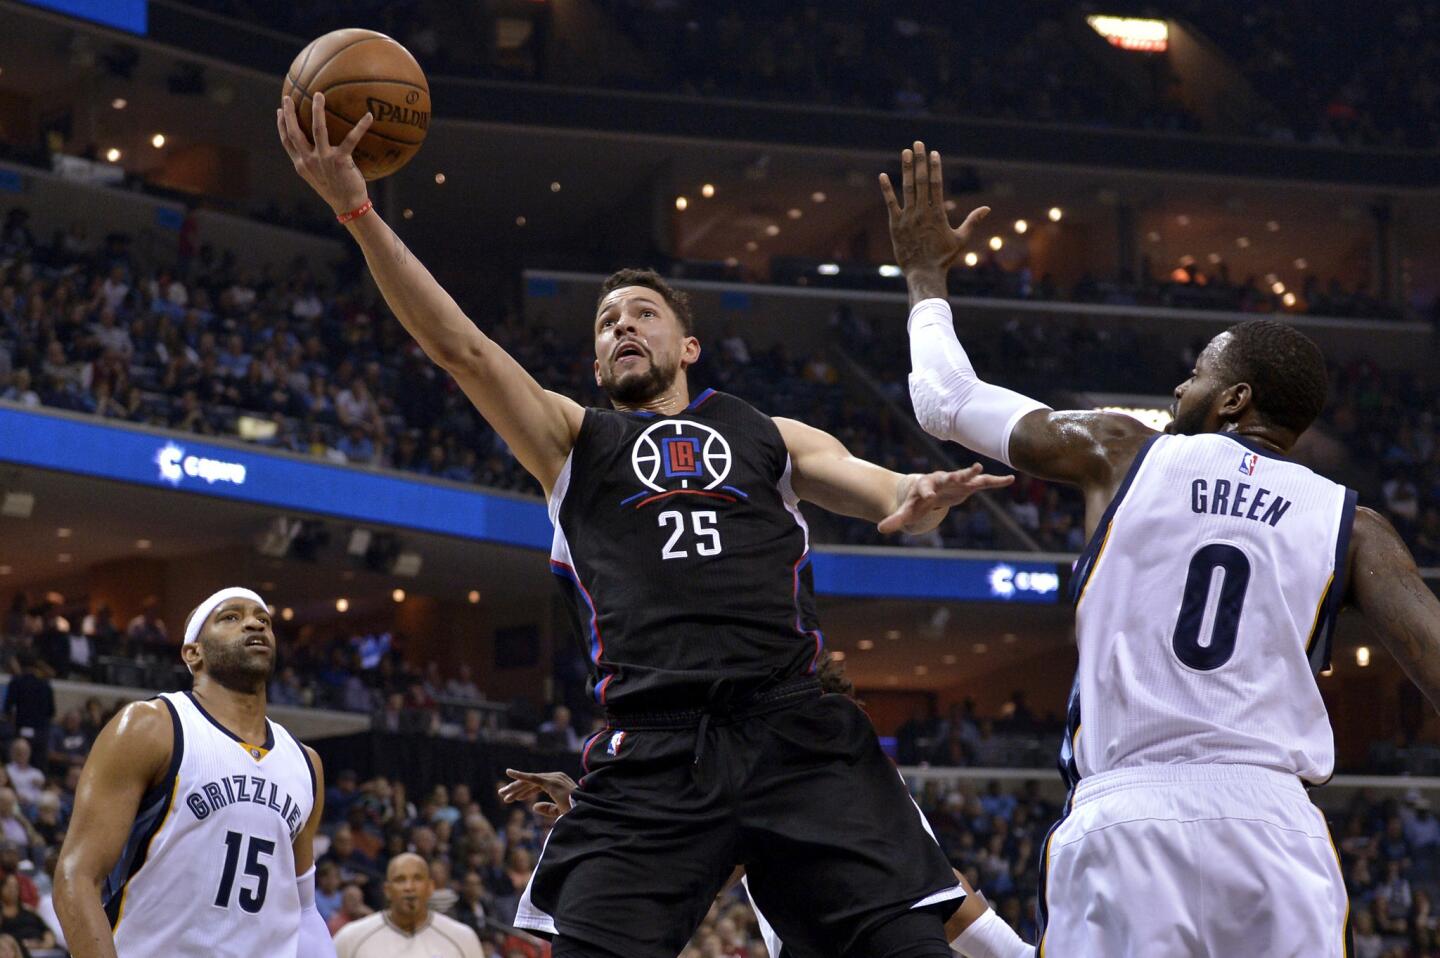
[53,588,336,958]
[882,141,1440,956]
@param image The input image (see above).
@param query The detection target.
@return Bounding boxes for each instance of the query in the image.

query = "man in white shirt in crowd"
[333,853,484,958]
[5,740,44,808]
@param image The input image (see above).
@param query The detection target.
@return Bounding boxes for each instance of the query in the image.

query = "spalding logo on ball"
[281,28,430,181]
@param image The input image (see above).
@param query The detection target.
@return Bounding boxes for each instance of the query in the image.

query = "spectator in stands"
[446,664,484,702]
[326,883,372,936]
[3,742,42,812]
[0,798,38,856]
[124,596,168,652]
[0,844,36,910]
[313,862,343,922]
[325,768,361,824]
[1,654,52,751]
[451,870,488,936]
[535,705,581,752]
[0,873,49,952]
[46,711,89,775]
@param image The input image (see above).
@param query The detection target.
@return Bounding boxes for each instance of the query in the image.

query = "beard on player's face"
[598,353,680,404]
[197,633,275,692]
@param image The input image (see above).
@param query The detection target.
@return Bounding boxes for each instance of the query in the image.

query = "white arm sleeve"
[296,867,338,957]
[952,907,1034,958]
[907,298,1048,467]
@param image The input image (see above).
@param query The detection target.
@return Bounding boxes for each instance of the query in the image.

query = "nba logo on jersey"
[1238,452,1259,476]
[607,731,626,756]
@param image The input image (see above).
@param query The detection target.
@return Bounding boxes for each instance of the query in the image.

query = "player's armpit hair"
[1220,320,1328,434]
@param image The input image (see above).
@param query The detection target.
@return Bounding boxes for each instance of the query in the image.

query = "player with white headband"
[54,587,335,958]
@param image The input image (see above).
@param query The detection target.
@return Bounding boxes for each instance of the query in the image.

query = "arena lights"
[1266,220,1280,232]
[988,236,1003,251]
[1271,281,1285,295]
[973,642,989,654]
[745,241,759,252]
[1086,15,1169,53]
[1321,665,1333,677]
[1236,236,1251,248]
[135,538,151,550]
[1356,646,1371,667]
[550,181,562,192]
[1014,219,1028,234]
[0,566,9,576]
[1294,258,1309,270]
[336,597,350,613]
[57,553,72,563]
[402,208,414,219]
[1176,214,1190,226]
[434,172,446,184]
[701,183,715,198]
[963,251,979,267]
[674,196,688,211]
[724,257,739,268]
[1146,231,1161,243]
[885,629,901,640]
[150,133,165,148]
[391,588,406,603]
[281,607,294,621]
[104,148,121,162]
[1048,207,1063,222]
[56,527,71,538]
[942,654,957,665]
[764,224,781,237]
[811,191,827,203]
[468,590,481,604]
[1283,292,1298,307]
[1100,404,1173,431]
[787,208,803,220]
[1208,253,1222,265]
[1003,632,1017,643]
[857,639,875,651]
[817,263,840,275]
[111,97,127,109]
[886,676,899,686]
[515,216,527,227]
[914,665,928,676]
[878,264,902,277]
[829,651,845,662]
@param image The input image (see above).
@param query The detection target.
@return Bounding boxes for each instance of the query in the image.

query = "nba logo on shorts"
[1238,452,1259,476]
[607,730,627,756]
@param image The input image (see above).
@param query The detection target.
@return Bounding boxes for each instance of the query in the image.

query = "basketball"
[282,29,430,181]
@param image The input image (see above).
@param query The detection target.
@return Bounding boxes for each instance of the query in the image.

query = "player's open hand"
[276,92,373,216]
[880,141,989,276]
[878,463,1014,535]
[499,768,578,821]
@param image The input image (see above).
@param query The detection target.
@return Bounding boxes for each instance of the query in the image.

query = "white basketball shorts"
[1037,764,1349,958]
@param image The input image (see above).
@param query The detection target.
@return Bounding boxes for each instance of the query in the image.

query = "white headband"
[183,587,269,646]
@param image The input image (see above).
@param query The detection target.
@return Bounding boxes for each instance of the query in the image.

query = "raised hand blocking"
[879,140,990,276]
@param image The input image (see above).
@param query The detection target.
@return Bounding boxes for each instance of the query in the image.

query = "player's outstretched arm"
[881,142,1152,496]
[54,700,174,958]
[1350,507,1440,712]
[276,93,582,494]
[773,418,1013,534]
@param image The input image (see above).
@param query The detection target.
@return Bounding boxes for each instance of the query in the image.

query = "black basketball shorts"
[513,686,963,958]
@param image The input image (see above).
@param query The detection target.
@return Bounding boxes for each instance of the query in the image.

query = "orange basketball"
[282,29,430,181]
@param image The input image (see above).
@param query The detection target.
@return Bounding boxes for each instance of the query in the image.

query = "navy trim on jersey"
[1069,434,1162,604]
[299,739,318,804]
[550,559,612,703]
[103,696,184,928]
[1222,432,1292,462]
[183,691,275,752]
[1056,677,1082,790]
[1308,488,1359,674]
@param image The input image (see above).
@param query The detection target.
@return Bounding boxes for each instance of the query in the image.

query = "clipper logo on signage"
[155,442,247,487]
[987,563,1060,600]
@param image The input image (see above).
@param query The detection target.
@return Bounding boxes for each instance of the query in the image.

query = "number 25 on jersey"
[658,510,722,560]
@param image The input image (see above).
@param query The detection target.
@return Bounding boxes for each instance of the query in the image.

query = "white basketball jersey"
[1064,433,1356,786]
[108,691,316,958]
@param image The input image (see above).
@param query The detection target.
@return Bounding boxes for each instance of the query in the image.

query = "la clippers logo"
[630,420,733,492]
[1238,452,1259,476]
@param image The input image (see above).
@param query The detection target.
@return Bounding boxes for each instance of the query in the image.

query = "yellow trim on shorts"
[1320,809,1350,958]
[113,776,180,932]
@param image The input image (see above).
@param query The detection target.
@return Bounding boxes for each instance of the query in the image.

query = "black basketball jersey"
[549,388,824,711]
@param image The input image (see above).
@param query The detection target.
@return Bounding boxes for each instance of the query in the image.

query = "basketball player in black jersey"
[280,95,1012,958]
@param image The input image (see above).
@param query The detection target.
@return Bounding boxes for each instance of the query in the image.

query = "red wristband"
[336,198,373,224]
